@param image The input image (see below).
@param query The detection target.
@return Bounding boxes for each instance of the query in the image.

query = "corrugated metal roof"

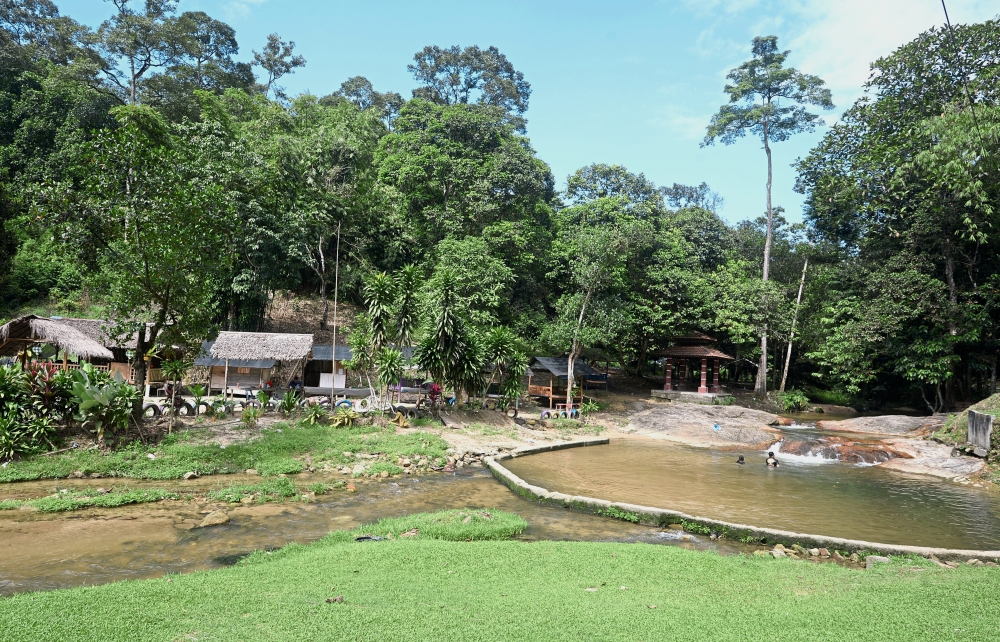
[528,357,600,378]
[310,345,354,361]
[194,341,275,369]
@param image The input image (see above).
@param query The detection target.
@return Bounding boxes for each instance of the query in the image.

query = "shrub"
[70,364,137,442]
[773,389,810,412]
[302,404,328,426]
[241,407,262,429]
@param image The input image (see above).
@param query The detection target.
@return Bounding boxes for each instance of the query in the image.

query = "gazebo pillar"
[663,357,672,391]
[698,357,708,393]
[712,358,720,393]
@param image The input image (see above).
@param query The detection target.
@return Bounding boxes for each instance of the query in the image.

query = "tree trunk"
[635,335,649,377]
[780,257,808,393]
[566,288,594,410]
[755,122,774,399]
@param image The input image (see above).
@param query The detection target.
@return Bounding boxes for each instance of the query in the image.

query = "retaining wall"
[487,440,1000,562]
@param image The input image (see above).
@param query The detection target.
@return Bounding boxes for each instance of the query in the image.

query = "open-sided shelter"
[527,356,600,409]
[653,332,733,393]
[0,315,113,368]
[306,345,353,389]
[195,340,276,393]
[209,331,313,396]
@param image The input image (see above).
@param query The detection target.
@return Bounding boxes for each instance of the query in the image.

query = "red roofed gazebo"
[653,332,733,394]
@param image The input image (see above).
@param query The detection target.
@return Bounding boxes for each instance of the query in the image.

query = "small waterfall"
[767,440,836,465]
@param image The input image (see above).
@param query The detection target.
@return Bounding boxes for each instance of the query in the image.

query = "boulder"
[880,439,986,479]
[865,555,891,569]
[198,510,230,528]
[245,468,258,475]
[352,463,367,475]
[625,403,781,449]
[771,549,787,559]
[182,471,198,480]
[816,415,941,436]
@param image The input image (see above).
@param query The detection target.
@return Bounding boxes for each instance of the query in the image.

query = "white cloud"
[788,0,999,111]
[223,0,269,21]
[650,102,711,141]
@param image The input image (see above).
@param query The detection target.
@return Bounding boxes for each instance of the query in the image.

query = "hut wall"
[209,366,269,391]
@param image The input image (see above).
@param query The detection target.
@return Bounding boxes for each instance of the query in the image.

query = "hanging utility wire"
[939,0,993,151]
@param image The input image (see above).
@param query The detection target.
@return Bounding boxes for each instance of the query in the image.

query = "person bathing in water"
[736,455,745,465]
[766,451,779,468]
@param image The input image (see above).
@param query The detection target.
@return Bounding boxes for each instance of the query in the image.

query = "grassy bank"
[0,487,178,512]
[0,423,449,483]
[1,510,997,641]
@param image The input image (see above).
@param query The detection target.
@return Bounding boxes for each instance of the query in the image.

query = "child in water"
[765,451,779,468]
[736,455,745,465]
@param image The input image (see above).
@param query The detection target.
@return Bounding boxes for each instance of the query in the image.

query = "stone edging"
[486,440,1000,562]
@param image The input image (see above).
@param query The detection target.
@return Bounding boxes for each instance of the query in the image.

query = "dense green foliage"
[2,514,998,641]
[2,3,999,411]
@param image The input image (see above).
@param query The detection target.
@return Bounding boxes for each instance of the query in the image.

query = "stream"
[0,468,746,596]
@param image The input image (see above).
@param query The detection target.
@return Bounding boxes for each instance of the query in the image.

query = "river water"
[504,437,1000,550]
[0,469,747,596]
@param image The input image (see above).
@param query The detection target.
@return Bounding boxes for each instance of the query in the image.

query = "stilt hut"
[0,315,113,368]
[208,332,314,398]
[527,356,600,409]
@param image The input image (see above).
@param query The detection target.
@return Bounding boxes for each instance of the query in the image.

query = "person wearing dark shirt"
[288,376,303,391]
[736,455,745,465]
[765,451,779,468]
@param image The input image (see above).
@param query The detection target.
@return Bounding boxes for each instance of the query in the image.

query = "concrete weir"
[486,439,1000,562]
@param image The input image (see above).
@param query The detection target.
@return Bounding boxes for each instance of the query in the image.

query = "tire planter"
[354,398,371,413]
[142,403,162,417]
[540,410,552,420]
[505,407,518,419]
[558,410,568,419]
[335,399,354,409]
[570,409,580,419]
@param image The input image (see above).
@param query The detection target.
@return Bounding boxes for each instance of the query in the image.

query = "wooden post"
[664,357,672,390]
[712,359,720,393]
[549,373,553,409]
[62,350,68,372]
[698,357,708,393]
[223,358,230,401]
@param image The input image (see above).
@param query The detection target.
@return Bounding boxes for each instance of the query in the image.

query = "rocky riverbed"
[624,403,782,449]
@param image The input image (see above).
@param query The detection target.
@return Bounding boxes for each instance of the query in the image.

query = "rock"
[239,496,254,504]
[345,484,356,492]
[815,415,940,436]
[831,551,846,561]
[198,510,230,527]
[880,439,986,479]
[352,463,367,475]
[773,543,787,551]
[94,487,108,495]
[771,417,793,426]
[245,469,258,475]
[326,596,344,603]
[792,544,809,556]
[625,403,781,449]
[808,548,820,557]
[402,458,411,466]
[182,472,198,480]
[771,549,787,559]
[817,548,830,557]
[753,550,771,558]
[68,470,84,479]
[456,461,465,469]
[986,562,997,567]
[849,553,860,563]
[967,559,985,567]
[973,446,988,458]
[89,473,102,479]
[866,555,891,569]
[779,436,911,464]
[668,524,684,530]
[379,470,389,478]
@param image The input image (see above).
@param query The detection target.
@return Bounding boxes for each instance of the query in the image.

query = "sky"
[58,0,999,224]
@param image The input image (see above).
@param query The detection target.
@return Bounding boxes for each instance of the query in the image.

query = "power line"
[939,0,992,152]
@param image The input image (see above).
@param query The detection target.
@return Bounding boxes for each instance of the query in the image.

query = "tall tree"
[703,35,833,398]
[97,0,182,105]
[252,32,304,100]
[408,45,530,131]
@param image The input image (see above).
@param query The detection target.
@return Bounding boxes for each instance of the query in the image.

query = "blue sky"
[60,0,998,224]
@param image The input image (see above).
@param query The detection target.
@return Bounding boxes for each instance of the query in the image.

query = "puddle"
[504,437,1000,550]
[0,469,748,595]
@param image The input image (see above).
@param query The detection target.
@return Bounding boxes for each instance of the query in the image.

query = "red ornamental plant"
[428,383,442,405]
[26,361,61,415]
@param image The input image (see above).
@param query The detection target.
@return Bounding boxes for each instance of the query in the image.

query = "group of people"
[735,452,780,468]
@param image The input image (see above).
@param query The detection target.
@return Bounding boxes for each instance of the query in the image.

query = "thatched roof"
[529,357,600,378]
[210,331,313,362]
[54,317,149,349]
[194,340,275,369]
[0,315,114,360]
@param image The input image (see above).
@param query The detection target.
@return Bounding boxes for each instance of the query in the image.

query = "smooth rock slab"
[816,415,941,436]
[626,403,780,449]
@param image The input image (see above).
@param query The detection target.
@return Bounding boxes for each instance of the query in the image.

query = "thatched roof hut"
[209,331,314,362]
[54,317,150,350]
[0,315,114,360]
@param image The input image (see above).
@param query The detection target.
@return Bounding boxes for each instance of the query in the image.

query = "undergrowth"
[0,487,177,512]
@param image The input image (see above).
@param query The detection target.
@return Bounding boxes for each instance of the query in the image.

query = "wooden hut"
[194,340,275,394]
[0,315,113,368]
[54,317,160,384]
[208,331,314,397]
[306,345,353,389]
[527,356,600,409]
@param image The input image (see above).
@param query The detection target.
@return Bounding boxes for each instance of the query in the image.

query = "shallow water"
[504,437,1000,550]
[0,469,745,595]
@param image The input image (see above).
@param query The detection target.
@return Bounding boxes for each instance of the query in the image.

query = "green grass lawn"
[1,510,997,641]
[0,487,179,512]
[0,423,449,483]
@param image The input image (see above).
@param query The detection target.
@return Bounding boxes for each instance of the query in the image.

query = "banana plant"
[70,365,135,443]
